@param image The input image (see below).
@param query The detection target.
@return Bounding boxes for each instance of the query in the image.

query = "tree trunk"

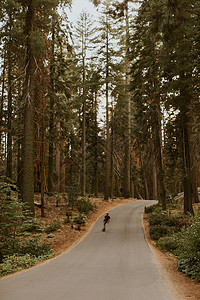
[104,22,110,200]
[152,158,157,200]
[60,140,66,193]
[55,122,61,193]
[110,100,114,200]
[17,87,23,195]
[182,113,194,214]
[180,71,194,215]
[0,48,6,161]
[6,20,13,179]
[123,0,131,198]
[140,151,149,200]
[82,56,86,196]
[191,166,199,203]
[94,91,98,197]
[153,105,166,210]
[60,162,66,193]
[41,104,45,217]
[48,26,55,193]
[17,136,23,195]
[151,35,166,210]
[22,1,36,216]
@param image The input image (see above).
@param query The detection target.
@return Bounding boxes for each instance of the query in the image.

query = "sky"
[67,0,140,122]
[67,0,106,120]
[68,0,100,22]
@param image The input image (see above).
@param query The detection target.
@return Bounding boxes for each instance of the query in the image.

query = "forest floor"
[34,195,200,300]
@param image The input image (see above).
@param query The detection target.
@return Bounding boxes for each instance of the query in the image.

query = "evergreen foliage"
[0,179,54,268]
[147,204,200,281]
[0,0,199,236]
[177,213,200,281]
[129,0,199,212]
[0,0,199,280]
[0,179,24,260]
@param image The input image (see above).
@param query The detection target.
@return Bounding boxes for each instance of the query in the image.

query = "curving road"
[0,200,175,300]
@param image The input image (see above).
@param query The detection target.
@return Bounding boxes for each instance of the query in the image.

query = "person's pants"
[103,222,107,231]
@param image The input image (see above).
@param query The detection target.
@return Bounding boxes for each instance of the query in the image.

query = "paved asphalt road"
[0,200,175,300]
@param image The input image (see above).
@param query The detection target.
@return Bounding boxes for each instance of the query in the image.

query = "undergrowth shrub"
[43,220,61,233]
[0,179,24,261]
[178,258,200,281]
[157,236,179,252]
[0,252,55,277]
[177,213,200,281]
[19,237,52,256]
[76,198,97,215]
[71,213,87,225]
[172,215,191,231]
[144,204,162,214]
[0,178,55,276]
[149,225,172,240]
[147,200,200,281]
[21,218,42,232]
[149,212,176,227]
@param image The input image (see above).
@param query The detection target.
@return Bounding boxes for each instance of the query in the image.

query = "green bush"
[149,225,172,240]
[172,215,191,231]
[0,252,55,277]
[157,236,179,252]
[0,178,56,277]
[144,204,162,214]
[71,213,87,225]
[178,258,200,281]
[177,213,200,281]
[47,233,54,239]
[21,218,42,233]
[0,180,24,261]
[19,237,52,256]
[76,198,97,215]
[149,212,176,227]
[43,220,61,234]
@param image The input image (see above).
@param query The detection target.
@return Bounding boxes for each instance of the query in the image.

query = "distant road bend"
[0,200,175,300]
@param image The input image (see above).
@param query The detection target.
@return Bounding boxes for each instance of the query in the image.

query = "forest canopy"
[0,0,199,217]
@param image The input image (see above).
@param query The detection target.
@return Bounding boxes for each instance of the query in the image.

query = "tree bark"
[191,165,199,203]
[152,103,166,210]
[110,100,114,200]
[55,122,61,193]
[41,104,45,217]
[152,157,157,200]
[6,19,13,179]
[182,112,194,214]
[140,151,149,200]
[123,0,131,198]
[82,56,86,196]
[60,162,66,193]
[94,91,98,197]
[151,34,166,210]
[0,47,6,157]
[104,19,110,200]
[180,72,194,215]
[48,25,55,193]
[22,1,36,216]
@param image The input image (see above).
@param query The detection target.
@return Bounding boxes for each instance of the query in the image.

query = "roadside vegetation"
[145,199,200,282]
[0,180,97,277]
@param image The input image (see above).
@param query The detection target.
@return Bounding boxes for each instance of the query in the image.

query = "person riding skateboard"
[102,212,110,231]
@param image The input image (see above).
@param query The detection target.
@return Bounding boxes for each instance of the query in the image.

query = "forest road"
[0,200,176,300]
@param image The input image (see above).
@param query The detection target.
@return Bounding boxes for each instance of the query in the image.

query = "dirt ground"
[35,196,200,300]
